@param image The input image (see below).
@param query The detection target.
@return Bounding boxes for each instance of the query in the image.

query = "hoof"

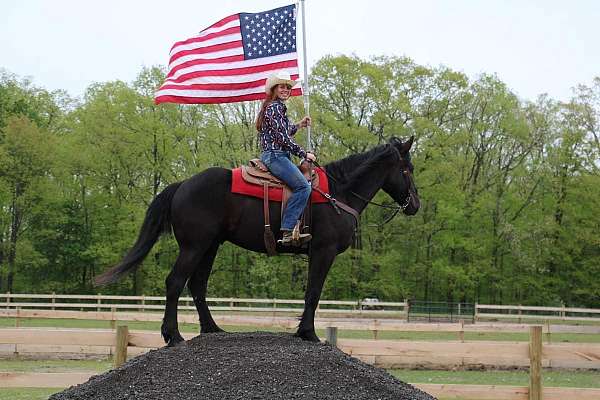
[296,330,320,342]
[201,326,226,334]
[162,327,185,346]
[167,335,185,347]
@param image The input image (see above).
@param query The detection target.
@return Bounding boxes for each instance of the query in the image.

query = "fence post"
[6,292,10,310]
[428,302,432,323]
[110,307,116,329]
[474,302,478,323]
[458,319,465,342]
[141,295,145,313]
[51,292,56,311]
[114,325,129,367]
[544,320,551,344]
[325,327,338,347]
[15,306,20,327]
[97,294,101,312]
[372,320,379,340]
[529,325,542,400]
[404,299,410,322]
[560,302,566,319]
[518,304,523,324]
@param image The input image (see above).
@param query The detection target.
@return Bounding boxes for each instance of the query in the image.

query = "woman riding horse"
[95,80,420,346]
[256,71,315,246]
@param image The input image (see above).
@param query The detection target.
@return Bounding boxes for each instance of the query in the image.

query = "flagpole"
[299,0,311,152]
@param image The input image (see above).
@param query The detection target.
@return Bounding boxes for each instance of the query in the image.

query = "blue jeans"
[261,150,311,231]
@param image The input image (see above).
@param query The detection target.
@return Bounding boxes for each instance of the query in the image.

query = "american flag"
[155,4,302,105]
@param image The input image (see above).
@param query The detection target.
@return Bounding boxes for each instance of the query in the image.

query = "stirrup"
[278,232,312,246]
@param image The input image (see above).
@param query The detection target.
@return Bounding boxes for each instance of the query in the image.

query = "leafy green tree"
[0,61,598,308]
[0,116,55,291]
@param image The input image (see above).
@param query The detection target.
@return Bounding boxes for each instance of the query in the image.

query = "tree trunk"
[7,186,22,293]
[81,175,91,287]
[0,235,4,290]
[548,164,568,276]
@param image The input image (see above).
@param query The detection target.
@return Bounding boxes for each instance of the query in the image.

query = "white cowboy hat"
[264,71,298,94]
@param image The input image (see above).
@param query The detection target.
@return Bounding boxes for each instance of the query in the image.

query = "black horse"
[95,136,420,345]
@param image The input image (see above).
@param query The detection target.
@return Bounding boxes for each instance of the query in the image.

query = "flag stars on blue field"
[240,4,297,59]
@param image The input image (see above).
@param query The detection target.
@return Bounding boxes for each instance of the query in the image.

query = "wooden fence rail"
[2,308,600,338]
[0,373,598,400]
[0,326,598,370]
[0,293,408,317]
[2,293,600,323]
[0,374,598,400]
[475,303,600,323]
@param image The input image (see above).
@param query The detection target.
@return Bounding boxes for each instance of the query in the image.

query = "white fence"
[1,293,600,323]
[475,303,600,322]
[0,293,408,317]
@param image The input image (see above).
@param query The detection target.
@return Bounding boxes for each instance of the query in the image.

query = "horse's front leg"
[161,247,203,346]
[296,246,337,342]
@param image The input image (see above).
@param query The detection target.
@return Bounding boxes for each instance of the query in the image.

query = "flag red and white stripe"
[155,6,301,105]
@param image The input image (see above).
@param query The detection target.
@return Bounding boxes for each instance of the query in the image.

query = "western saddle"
[241,159,320,255]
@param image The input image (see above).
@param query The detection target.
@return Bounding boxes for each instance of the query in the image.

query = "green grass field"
[389,369,600,388]
[0,359,112,373]
[1,316,598,342]
[0,388,57,400]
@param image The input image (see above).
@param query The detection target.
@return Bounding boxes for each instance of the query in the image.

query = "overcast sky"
[2,0,598,102]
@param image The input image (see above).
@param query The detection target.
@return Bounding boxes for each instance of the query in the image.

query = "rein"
[311,160,412,225]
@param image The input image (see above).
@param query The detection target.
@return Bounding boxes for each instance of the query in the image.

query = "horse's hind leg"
[187,241,224,334]
[161,245,206,346]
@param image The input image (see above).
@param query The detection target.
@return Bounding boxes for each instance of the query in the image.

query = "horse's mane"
[324,143,400,184]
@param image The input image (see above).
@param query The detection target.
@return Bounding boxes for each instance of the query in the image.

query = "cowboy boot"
[278,230,312,246]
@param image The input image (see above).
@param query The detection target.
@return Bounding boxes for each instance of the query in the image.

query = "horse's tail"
[94,182,182,286]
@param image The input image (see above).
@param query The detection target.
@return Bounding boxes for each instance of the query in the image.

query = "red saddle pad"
[231,167,330,203]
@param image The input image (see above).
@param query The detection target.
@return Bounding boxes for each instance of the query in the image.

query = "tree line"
[0,55,599,307]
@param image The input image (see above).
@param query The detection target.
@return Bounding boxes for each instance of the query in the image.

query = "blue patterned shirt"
[259,99,307,158]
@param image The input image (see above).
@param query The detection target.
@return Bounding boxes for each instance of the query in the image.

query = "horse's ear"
[389,136,402,147]
[400,135,414,154]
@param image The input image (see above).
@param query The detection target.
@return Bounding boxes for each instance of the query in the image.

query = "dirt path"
[50,332,436,400]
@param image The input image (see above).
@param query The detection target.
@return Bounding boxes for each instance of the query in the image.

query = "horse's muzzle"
[403,192,420,215]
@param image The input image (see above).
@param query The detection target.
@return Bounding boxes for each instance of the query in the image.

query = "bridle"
[311,156,414,225]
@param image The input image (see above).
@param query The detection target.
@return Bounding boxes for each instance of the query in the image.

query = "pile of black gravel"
[50,332,436,400]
